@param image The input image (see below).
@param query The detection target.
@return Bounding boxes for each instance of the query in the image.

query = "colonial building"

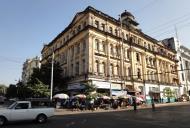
[41,6,179,100]
[163,37,190,96]
[22,56,41,84]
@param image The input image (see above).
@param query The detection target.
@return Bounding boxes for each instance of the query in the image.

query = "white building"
[162,37,190,96]
[22,56,41,84]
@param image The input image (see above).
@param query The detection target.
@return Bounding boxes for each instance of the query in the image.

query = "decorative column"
[88,33,95,74]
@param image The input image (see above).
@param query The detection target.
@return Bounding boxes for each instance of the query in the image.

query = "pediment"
[70,11,85,26]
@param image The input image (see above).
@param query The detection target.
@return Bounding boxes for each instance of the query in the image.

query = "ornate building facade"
[22,56,41,84]
[41,6,179,100]
[163,37,190,96]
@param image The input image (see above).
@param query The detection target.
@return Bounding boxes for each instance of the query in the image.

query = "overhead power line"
[134,0,158,14]
[145,12,190,33]
[147,15,190,35]
[153,21,190,38]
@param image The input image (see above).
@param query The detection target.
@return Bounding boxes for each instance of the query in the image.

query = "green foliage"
[163,87,175,98]
[16,81,32,99]
[28,62,66,92]
[6,84,17,98]
[83,82,97,96]
[28,79,50,98]
[0,84,7,95]
[86,92,103,100]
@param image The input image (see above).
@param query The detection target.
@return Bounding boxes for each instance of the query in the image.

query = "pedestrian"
[152,97,155,111]
[133,97,137,111]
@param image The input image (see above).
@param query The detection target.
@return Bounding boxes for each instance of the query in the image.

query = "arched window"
[110,64,114,76]
[110,44,114,55]
[153,59,156,67]
[146,57,149,65]
[95,60,99,73]
[102,41,106,52]
[151,71,154,80]
[95,39,99,51]
[136,53,140,62]
[127,49,130,59]
[109,27,113,34]
[147,71,149,80]
[137,68,141,79]
[149,58,152,66]
[116,46,120,56]
[115,29,118,36]
[102,62,106,74]
[116,65,120,76]
[128,67,131,79]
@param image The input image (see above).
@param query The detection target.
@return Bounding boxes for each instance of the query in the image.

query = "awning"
[149,91,162,94]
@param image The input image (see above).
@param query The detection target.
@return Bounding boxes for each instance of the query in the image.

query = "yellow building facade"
[41,6,179,100]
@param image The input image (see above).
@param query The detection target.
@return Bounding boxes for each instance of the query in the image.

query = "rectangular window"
[136,53,140,62]
[126,34,129,40]
[82,59,85,73]
[185,61,188,69]
[137,68,141,79]
[148,44,151,50]
[71,47,74,58]
[76,43,80,54]
[180,64,183,70]
[77,25,81,32]
[101,23,105,31]
[127,50,130,59]
[83,41,86,51]
[95,20,99,29]
[109,27,113,34]
[75,62,79,75]
[71,64,73,76]
[115,29,118,36]
[182,73,184,81]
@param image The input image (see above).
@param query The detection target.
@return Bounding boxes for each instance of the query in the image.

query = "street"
[3,103,190,128]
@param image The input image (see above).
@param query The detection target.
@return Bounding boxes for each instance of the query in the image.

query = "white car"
[0,101,54,126]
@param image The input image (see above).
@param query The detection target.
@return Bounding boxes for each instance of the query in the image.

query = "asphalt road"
[3,104,190,128]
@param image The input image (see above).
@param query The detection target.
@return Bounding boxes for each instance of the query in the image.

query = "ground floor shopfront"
[179,84,190,96]
[133,82,180,104]
[67,78,180,104]
[67,79,128,97]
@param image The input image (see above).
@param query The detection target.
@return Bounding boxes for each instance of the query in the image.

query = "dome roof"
[121,10,135,19]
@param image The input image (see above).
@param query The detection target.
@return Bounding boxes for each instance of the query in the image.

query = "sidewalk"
[55,101,190,116]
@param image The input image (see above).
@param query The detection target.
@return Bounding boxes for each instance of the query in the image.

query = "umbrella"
[118,95,131,99]
[111,96,118,99]
[75,94,86,98]
[53,93,69,99]
[136,97,144,102]
[101,95,111,99]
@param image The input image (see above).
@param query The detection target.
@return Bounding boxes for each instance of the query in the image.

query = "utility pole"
[119,14,125,94]
[50,52,54,101]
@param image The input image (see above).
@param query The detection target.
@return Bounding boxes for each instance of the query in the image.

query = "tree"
[28,79,50,98]
[0,84,7,96]
[83,82,97,96]
[16,81,32,99]
[163,87,175,103]
[6,84,17,98]
[163,87,174,98]
[28,62,66,93]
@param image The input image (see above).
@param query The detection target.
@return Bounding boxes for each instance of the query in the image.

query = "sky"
[0,0,190,86]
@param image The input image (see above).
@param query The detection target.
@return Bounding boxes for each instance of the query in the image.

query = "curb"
[54,102,190,116]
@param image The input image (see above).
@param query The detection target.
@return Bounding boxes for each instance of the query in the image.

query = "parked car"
[0,100,54,126]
